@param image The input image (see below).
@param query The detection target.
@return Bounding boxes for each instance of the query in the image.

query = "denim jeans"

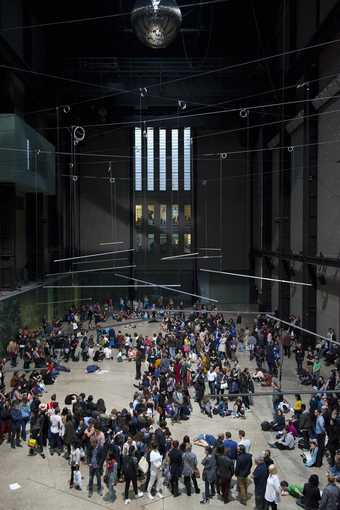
[89,466,102,494]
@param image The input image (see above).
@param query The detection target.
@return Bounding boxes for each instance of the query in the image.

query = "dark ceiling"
[14,1,281,131]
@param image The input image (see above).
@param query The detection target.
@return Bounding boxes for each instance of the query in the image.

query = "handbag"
[138,456,149,474]
[194,467,201,478]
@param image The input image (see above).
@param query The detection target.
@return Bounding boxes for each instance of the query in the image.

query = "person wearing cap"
[319,474,340,510]
[253,456,268,510]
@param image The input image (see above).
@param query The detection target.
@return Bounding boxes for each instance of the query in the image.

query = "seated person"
[232,398,246,419]
[271,409,285,432]
[301,439,318,467]
[269,427,295,450]
[330,450,340,482]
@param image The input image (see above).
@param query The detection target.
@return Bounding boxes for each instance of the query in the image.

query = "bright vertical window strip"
[135,204,143,225]
[159,129,166,191]
[171,129,179,191]
[184,127,191,191]
[26,139,30,171]
[147,233,155,252]
[184,204,191,224]
[147,204,155,225]
[172,233,179,248]
[184,233,192,253]
[160,204,167,226]
[172,204,179,225]
[135,127,142,191]
[147,127,154,191]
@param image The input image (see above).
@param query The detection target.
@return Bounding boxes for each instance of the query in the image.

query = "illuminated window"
[160,233,168,252]
[172,129,179,191]
[172,204,179,226]
[147,127,154,191]
[184,233,192,253]
[135,204,143,225]
[147,233,155,252]
[184,127,191,191]
[159,129,166,191]
[136,233,143,252]
[172,233,179,248]
[160,204,167,226]
[184,204,191,224]
[134,127,142,191]
[147,204,155,225]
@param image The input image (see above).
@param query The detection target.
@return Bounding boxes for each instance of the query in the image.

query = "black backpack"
[261,421,272,431]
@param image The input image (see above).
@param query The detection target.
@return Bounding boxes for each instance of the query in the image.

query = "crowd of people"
[1,304,340,509]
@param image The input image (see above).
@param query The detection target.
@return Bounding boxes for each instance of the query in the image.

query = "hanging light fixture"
[131,0,182,49]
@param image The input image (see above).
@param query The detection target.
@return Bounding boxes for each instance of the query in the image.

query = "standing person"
[69,440,81,489]
[302,474,321,510]
[215,445,234,503]
[10,400,22,449]
[252,456,268,510]
[314,409,326,467]
[147,443,163,499]
[168,440,183,497]
[299,404,312,448]
[238,430,252,453]
[207,367,217,398]
[200,446,216,504]
[105,452,118,502]
[19,395,31,442]
[122,445,143,504]
[88,441,103,498]
[319,474,340,510]
[235,444,252,506]
[182,443,200,496]
[264,465,281,510]
[294,343,305,374]
[49,408,62,455]
[135,349,142,380]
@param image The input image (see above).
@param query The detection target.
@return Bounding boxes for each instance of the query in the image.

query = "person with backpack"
[105,451,118,501]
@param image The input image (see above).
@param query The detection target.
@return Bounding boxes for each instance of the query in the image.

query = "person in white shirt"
[207,368,217,397]
[49,408,63,454]
[265,464,281,510]
[103,346,112,359]
[147,443,163,499]
[122,436,137,456]
[238,430,252,453]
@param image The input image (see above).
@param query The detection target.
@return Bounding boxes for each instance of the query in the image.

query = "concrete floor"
[0,319,329,510]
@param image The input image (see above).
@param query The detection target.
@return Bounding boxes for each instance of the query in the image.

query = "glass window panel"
[171,129,179,191]
[160,204,167,226]
[147,204,155,225]
[184,233,191,253]
[159,129,166,191]
[160,233,168,253]
[184,204,191,224]
[134,127,142,191]
[147,127,154,191]
[172,204,179,226]
[147,233,155,252]
[172,233,179,248]
[184,127,191,191]
[135,204,143,225]
[136,233,143,252]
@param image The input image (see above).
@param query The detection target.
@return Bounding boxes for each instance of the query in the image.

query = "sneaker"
[200,499,208,504]
[148,493,154,500]
[125,499,131,505]
[156,492,163,499]
[137,492,144,498]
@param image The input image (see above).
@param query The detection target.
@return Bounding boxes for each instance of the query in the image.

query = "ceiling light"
[131,0,182,49]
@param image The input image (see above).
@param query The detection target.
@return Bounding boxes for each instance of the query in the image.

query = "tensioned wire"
[7,34,340,122]
[38,93,340,131]
[0,0,231,32]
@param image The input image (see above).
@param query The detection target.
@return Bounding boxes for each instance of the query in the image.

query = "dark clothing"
[168,447,183,497]
[235,452,252,478]
[253,463,268,497]
[302,482,321,510]
[223,438,238,460]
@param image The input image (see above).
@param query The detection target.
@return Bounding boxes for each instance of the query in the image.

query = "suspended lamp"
[131,0,182,49]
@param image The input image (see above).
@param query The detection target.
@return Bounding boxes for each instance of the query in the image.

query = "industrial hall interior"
[1,1,340,510]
